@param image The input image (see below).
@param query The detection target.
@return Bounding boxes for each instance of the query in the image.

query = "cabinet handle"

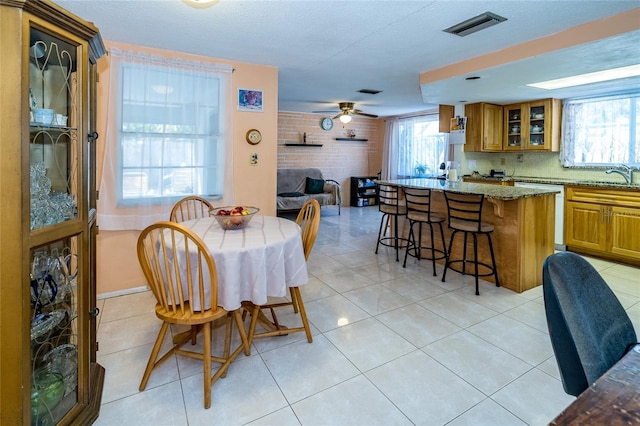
[89,307,100,317]
[88,131,99,140]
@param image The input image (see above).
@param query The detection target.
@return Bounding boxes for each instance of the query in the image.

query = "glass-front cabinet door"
[504,99,561,152]
[29,26,82,231]
[28,23,86,425]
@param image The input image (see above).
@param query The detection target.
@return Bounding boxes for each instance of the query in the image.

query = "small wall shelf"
[336,138,368,142]
[284,143,323,147]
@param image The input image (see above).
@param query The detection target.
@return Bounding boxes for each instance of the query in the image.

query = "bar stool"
[402,187,447,275]
[375,184,408,262]
[441,192,499,295]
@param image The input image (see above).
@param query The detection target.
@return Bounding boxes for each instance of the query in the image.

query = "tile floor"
[94,206,640,426]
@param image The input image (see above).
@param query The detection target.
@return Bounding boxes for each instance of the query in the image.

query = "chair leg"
[402,221,415,268]
[428,222,437,276]
[292,286,313,343]
[139,322,170,391]
[290,287,299,313]
[375,213,387,254]
[233,309,251,356]
[462,232,469,275]
[486,233,500,288]
[393,213,399,261]
[441,230,456,282]
[203,322,212,409]
[472,233,480,296]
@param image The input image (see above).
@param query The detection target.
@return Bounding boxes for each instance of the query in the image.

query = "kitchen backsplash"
[458,147,635,184]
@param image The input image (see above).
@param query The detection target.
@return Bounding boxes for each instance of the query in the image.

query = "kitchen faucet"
[605,164,635,184]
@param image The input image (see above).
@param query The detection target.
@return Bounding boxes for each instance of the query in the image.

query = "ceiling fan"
[313,102,378,123]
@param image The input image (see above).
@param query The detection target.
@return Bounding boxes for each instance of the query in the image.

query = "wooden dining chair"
[137,221,249,409]
[169,195,214,222]
[245,199,320,344]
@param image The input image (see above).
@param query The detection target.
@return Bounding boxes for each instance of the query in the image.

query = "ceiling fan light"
[340,113,352,123]
[183,0,219,9]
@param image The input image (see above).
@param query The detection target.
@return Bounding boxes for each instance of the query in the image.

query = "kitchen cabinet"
[0,0,105,423]
[503,99,561,151]
[565,186,640,264]
[464,103,503,152]
[351,176,378,207]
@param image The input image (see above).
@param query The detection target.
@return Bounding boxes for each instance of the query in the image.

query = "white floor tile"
[366,350,485,425]
[261,334,359,403]
[423,330,532,395]
[376,303,461,348]
[324,317,415,372]
[491,369,575,426]
[94,206,640,426]
[292,375,412,425]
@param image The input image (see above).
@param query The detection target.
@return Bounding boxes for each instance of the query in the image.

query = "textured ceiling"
[56,0,640,117]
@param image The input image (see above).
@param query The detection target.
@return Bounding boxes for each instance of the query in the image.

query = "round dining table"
[181,215,309,311]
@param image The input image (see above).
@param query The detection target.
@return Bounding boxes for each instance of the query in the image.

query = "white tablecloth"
[181,215,309,311]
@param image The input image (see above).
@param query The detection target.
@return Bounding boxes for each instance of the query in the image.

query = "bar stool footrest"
[446,259,497,279]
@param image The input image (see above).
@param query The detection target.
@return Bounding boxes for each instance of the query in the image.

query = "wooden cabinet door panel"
[565,201,607,251]
[483,103,503,151]
[610,206,640,260]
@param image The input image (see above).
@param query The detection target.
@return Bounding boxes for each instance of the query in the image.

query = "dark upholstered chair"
[542,251,637,397]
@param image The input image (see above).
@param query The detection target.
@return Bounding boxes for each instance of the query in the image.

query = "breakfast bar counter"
[376,178,559,293]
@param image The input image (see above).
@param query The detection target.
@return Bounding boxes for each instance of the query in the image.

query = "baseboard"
[97,285,149,300]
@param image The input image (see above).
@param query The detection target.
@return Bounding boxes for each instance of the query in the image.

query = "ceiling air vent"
[358,89,382,95]
[443,12,507,37]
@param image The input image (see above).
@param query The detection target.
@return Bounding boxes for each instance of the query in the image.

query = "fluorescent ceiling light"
[527,64,640,90]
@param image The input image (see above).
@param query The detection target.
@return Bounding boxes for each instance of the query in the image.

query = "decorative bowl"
[31,364,65,418]
[43,344,78,395]
[211,206,259,230]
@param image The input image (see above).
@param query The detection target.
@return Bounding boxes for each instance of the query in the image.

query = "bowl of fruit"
[211,206,260,230]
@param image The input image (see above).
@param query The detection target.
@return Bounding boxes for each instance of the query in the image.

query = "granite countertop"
[464,174,640,190]
[376,178,559,201]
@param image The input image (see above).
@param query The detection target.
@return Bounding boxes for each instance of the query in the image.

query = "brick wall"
[278,111,382,205]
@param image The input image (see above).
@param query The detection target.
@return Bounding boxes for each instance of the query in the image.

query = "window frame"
[561,92,639,168]
[115,61,226,206]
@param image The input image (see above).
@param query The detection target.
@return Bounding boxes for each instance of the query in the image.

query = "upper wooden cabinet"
[0,0,105,423]
[503,99,562,152]
[464,103,503,152]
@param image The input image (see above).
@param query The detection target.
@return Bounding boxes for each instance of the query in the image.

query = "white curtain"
[561,92,639,167]
[381,114,448,179]
[98,47,234,230]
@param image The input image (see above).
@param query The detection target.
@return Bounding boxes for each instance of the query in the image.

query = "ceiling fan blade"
[312,110,339,114]
[332,113,343,120]
[352,111,378,118]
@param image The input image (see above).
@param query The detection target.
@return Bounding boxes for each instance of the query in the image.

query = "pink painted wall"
[96,41,278,296]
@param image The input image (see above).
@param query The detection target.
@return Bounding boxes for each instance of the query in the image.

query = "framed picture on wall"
[237,88,263,112]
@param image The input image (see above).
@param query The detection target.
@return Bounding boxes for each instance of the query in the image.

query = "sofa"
[277,168,341,214]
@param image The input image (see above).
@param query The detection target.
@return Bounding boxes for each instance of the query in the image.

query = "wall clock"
[246,128,262,145]
[320,117,333,131]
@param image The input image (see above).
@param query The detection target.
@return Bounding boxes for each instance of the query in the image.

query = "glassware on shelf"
[43,344,77,396]
[29,162,77,230]
[30,363,65,423]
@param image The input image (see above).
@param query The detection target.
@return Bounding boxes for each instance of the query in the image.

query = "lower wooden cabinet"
[565,186,640,264]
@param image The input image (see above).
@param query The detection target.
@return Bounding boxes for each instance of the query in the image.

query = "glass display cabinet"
[0,1,105,424]
[503,99,562,152]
